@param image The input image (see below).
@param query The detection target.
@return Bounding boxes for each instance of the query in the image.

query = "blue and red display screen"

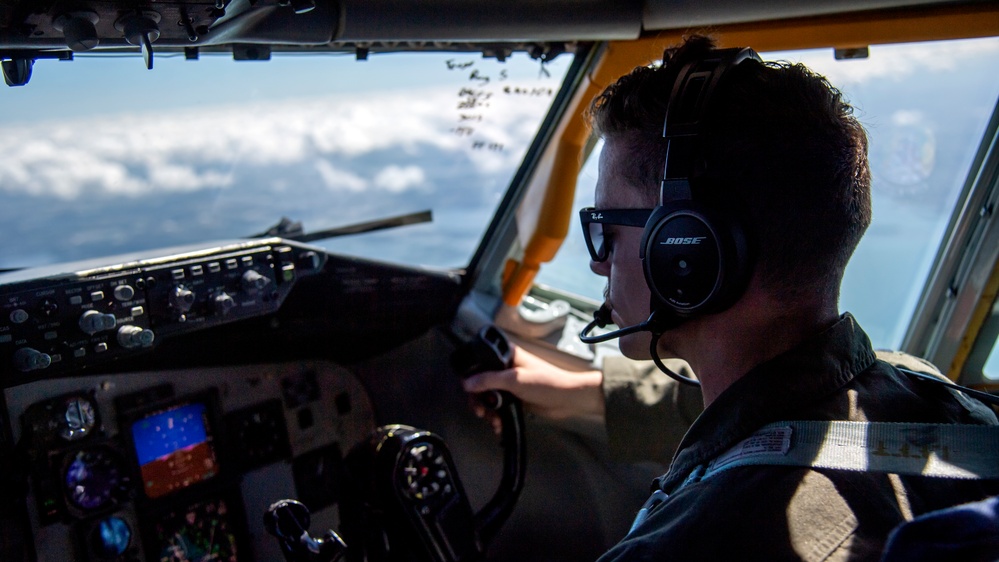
[130,402,219,499]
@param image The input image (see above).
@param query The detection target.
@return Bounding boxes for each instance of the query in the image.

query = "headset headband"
[660,47,760,204]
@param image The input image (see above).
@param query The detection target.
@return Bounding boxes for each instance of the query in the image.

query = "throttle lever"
[264,499,347,562]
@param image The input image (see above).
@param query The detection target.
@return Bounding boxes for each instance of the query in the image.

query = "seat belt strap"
[683,421,999,488]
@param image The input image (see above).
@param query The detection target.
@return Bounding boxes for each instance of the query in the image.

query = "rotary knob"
[9,308,29,324]
[53,11,101,51]
[117,325,155,349]
[241,270,271,296]
[170,286,196,312]
[113,285,135,301]
[79,310,117,335]
[213,292,236,315]
[14,347,52,372]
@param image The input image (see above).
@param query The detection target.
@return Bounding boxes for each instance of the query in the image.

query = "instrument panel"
[0,237,473,561]
[0,238,325,384]
[5,360,376,562]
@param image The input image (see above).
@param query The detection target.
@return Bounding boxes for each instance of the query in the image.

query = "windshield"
[0,51,573,270]
[536,37,999,351]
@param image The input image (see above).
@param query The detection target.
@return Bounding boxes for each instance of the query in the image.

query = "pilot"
[466,35,999,559]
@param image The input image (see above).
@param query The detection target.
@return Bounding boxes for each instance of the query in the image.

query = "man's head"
[586,36,871,358]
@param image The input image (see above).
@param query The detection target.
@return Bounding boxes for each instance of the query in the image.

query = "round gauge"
[155,497,240,562]
[63,446,131,513]
[90,515,132,559]
[398,441,452,502]
[60,395,98,441]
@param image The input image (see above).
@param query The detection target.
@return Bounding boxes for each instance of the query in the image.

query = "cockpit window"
[536,37,999,351]
[0,51,573,270]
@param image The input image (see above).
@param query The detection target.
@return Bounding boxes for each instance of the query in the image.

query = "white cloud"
[1,76,556,201]
[148,162,233,192]
[314,159,368,192]
[374,165,425,192]
[0,138,142,198]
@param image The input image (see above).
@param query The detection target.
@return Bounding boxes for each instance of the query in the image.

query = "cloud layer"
[0,59,565,268]
[0,81,551,201]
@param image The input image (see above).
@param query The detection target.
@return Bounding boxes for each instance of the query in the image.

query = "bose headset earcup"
[640,47,759,319]
[640,200,749,316]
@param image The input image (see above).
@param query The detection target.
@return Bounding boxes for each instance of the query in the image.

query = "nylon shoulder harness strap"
[628,421,999,535]
[682,420,999,488]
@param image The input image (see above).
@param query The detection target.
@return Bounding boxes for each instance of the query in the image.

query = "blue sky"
[0,51,519,125]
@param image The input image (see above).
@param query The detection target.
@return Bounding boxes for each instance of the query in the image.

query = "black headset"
[640,47,760,319]
[580,47,762,386]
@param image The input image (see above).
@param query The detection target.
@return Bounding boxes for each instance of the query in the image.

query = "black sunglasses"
[578,207,654,262]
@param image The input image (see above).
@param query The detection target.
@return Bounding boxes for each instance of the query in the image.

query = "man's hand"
[462,345,605,429]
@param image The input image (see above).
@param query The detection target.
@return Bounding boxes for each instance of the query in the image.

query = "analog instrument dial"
[60,395,97,441]
[398,441,453,502]
[63,446,131,513]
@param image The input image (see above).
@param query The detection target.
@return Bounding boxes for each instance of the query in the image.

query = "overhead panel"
[337,0,643,42]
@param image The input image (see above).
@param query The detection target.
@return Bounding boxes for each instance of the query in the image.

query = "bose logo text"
[660,237,706,245]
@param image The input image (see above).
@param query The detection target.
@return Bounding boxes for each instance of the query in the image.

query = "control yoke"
[451,325,527,544]
[267,326,525,562]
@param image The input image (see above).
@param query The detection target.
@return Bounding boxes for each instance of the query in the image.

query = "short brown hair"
[588,36,871,301]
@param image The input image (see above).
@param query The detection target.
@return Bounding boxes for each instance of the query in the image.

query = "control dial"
[117,325,155,349]
[14,347,52,372]
[9,308,29,324]
[113,284,135,301]
[79,309,117,335]
[213,291,236,315]
[241,270,271,296]
[170,285,196,312]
